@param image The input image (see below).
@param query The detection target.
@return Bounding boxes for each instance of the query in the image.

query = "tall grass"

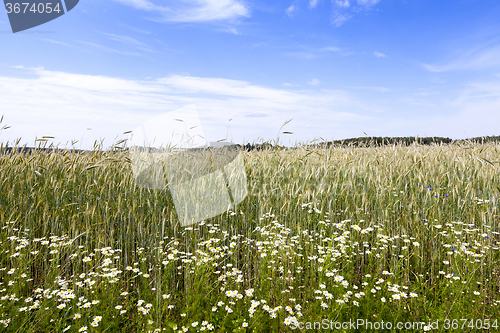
[0,140,499,332]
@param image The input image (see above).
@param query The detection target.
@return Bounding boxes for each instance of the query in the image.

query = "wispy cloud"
[422,44,500,72]
[285,51,320,59]
[331,13,352,27]
[350,86,391,92]
[161,0,249,22]
[357,0,380,7]
[85,31,156,53]
[286,4,297,17]
[93,31,147,46]
[421,80,500,139]
[244,112,268,118]
[453,80,500,104]
[309,0,320,8]
[334,0,350,8]
[322,46,341,52]
[155,75,304,102]
[223,27,240,34]
[285,45,342,59]
[40,39,74,47]
[3,68,497,146]
[307,78,321,86]
[111,0,170,12]
[0,68,373,148]
[112,0,249,22]
[374,51,386,57]
[331,0,381,26]
[78,41,142,56]
[121,24,152,34]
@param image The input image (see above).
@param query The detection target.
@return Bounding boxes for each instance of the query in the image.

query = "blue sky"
[1,0,500,149]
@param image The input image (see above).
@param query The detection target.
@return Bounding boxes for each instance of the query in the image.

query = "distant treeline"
[241,135,500,151]
[2,135,500,154]
[0,146,91,155]
[318,135,500,148]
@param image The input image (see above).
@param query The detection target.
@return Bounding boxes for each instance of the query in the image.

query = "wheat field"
[0,141,499,332]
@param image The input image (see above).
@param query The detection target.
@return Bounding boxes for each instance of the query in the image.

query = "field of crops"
[0,142,499,332]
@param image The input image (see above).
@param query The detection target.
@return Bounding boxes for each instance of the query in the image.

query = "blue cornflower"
[429,188,433,191]
[423,219,427,222]
[434,195,438,198]
[444,194,449,197]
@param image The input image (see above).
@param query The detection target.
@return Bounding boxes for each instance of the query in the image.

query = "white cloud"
[331,0,381,27]
[3,68,498,147]
[357,0,380,7]
[78,41,143,57]
[93,32,156,52]
[286,4,297,17]
[453,80,500,104]
[422,81,500,139]
[111,0,170,12]
[285,46,342,59]
[334,0,350,8]
[286,46,344,59]
[351,86,390,92]
[121,24,152,34]
[307,78,321,86]
[244,112,268,118]
[0,68,370,148]
[156,75,304,103]
[285,51,320,59]
[331,13,352,27]
[422,45,500,72]
[374,51,386,57]
[322,46,341,52]
[163,0,249,22]
[309,0,320,8]
[93,31,147,46]
[40,39,74,47]
[225,27,240,34]
[112,0,249,22]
